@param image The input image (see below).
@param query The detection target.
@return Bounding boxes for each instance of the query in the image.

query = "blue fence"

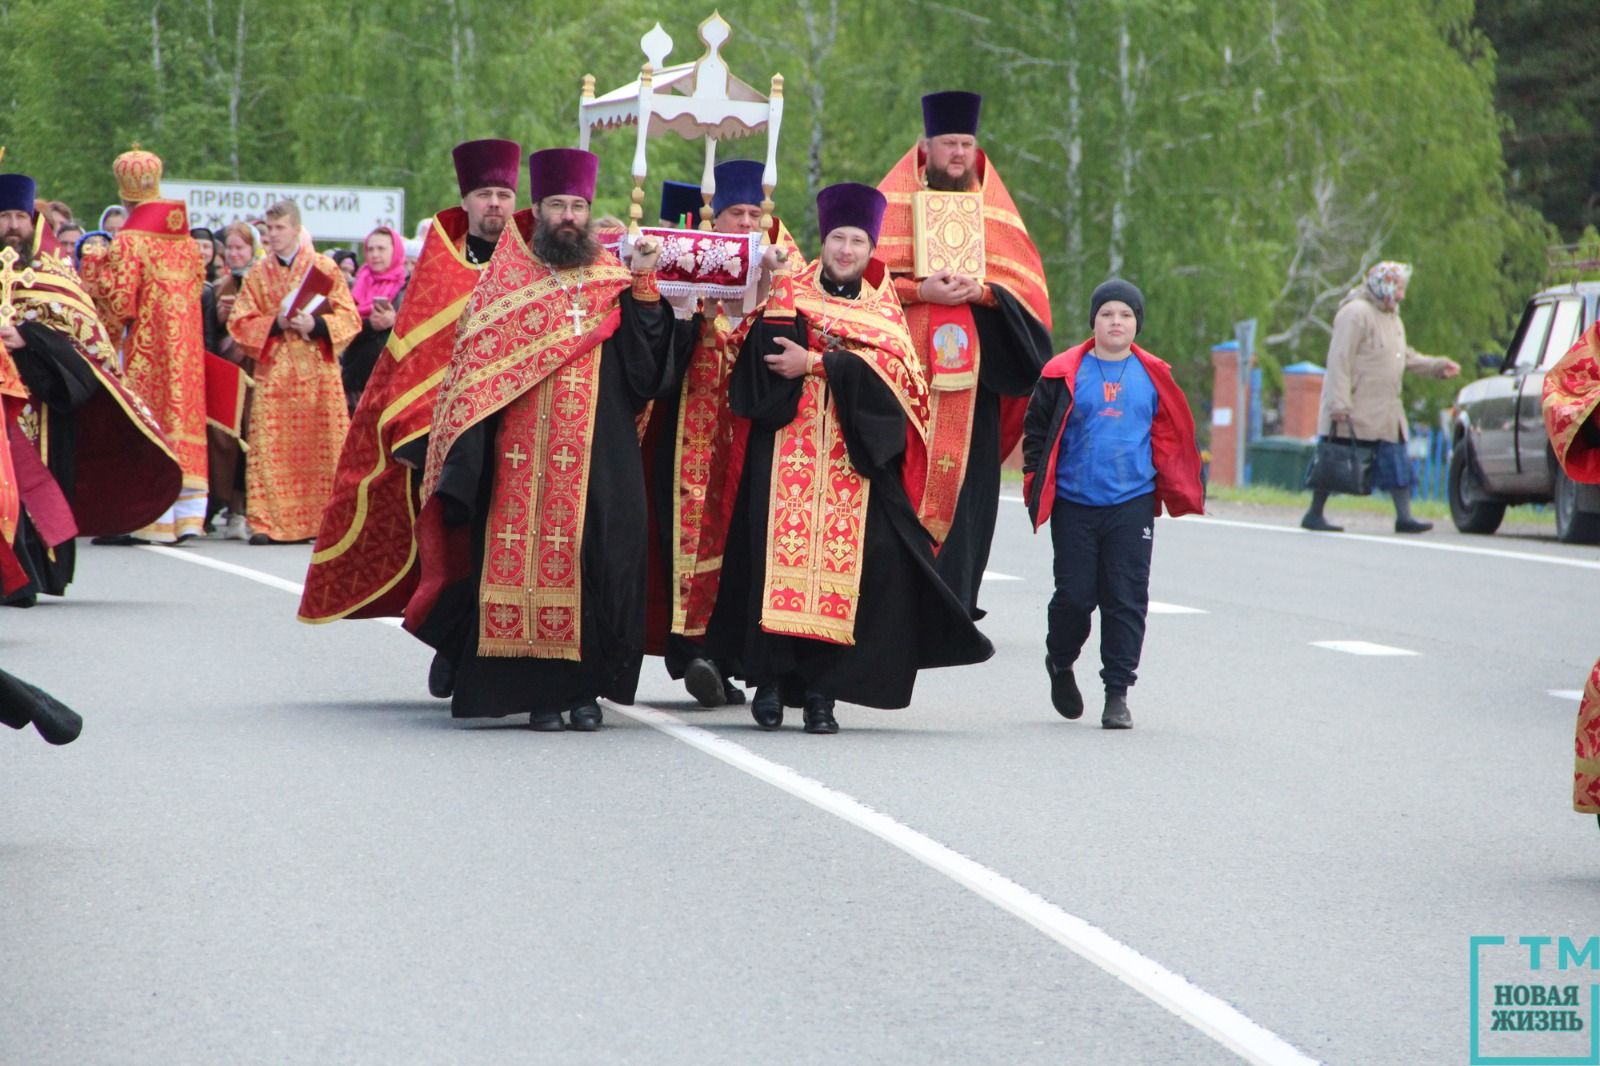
[1410,427,1451,501]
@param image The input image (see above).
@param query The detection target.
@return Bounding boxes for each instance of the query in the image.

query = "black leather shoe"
[529,712,564,732]
[568,702,603,731]
[1045,656,1083,720]
[90,534,140,546]
[1102,693,1133,730]
[803,693,839,734]
[683,658,726,708]
[29,684,83,746]
[427,652,454,699]
[718,662,747,705]
[248,533,274,546]
[1300,513,1343,532]
[1394,518,1433,535]
[750,685,783,730]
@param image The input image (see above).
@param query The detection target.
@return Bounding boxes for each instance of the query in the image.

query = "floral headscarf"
[1364,261,1413,311]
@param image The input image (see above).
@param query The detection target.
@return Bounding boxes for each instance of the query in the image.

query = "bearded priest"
[706,183,993,734]
[298,139,522,704]
[403,148,675,732]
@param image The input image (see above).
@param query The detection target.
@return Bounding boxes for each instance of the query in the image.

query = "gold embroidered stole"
[759,262,928,645]
[672,309,755,637]
[424,221,630,659]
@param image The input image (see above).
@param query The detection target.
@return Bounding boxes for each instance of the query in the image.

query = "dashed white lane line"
[982,569,1020,581]
[1311,640,1418,657]
[1550,690,1585,702]
[1150,601,1208,615]
[136,543,1321,1066]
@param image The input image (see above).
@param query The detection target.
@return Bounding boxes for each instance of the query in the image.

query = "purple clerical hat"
[922,91,982,138]
[452,139,521,196]
[712,160,765,216]
[816,183,887,245]
[528,148,598,204]
[0,174,37,215]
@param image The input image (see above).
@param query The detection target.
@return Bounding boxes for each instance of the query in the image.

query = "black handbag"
[1304,424,1377,495]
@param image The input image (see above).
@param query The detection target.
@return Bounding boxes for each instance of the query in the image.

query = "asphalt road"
[3,496,1596,1065]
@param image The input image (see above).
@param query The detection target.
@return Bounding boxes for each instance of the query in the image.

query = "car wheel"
[1448,444,1505,534]
[1554,465,1600,544]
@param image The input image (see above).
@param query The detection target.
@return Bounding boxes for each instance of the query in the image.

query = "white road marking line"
[138,542,1320,1066]
[999,492,1600,571]
[1149,601,1207,615]
[1183,513,1600,571]
[982,569,1021,581]
[1550,690,1585,702]
[613,701,1319,1066]
[1311,640,1418,657]
[134,545,404,627]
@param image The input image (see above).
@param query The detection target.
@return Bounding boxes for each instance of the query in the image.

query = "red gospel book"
[204,352,253,438]
[280,266,335,317]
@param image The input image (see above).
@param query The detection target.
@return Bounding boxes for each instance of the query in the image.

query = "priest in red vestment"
[877,92,1054,618]
[705,183,993,733]
[642,159,806,709]
[403,148,676,731]
[1543,323,1600,828]
[0,172,183,606]
[298,139,521,698]
[79,146,208,542]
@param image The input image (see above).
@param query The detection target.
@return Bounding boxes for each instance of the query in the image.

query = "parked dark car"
[1449,281,1600,543]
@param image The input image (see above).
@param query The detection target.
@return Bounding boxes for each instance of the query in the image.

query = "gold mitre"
[113,143,163,203]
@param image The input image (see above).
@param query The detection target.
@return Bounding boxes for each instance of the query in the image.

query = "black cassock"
[706,300,993,710]
[412,291,674,717]
[4,322,99,604]
[641,311,703,678]
[934,287,1052,619]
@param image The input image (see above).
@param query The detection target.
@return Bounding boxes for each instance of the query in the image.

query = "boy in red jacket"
[1021,280,1204,728]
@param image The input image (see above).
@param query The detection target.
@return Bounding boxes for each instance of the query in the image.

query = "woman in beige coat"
[1301,261,1460,533]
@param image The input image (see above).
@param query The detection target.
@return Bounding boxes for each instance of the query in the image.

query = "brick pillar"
[1281,361,1326,439]
[1209,342,1245,486]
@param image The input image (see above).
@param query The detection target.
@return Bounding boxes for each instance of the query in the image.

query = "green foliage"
[0,0,1565,421]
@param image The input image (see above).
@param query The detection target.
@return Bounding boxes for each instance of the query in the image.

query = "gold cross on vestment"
[496,526,523,551]
[550,446,578,473]
[935,453,957,474]
[543,529,571,552]
[503,444,529,469]
[0,246,40,329]
[558,367,587,390]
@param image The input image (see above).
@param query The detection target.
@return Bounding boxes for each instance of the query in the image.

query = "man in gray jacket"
[1302,261,1460,533]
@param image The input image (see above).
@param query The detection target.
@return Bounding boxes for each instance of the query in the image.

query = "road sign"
[164,180,405,242]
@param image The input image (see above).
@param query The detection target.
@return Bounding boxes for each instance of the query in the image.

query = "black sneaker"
[1044,656,1083,720]
[1102,693,1133,730]
[1300,513,1343,532]
[1394,518,1433,535]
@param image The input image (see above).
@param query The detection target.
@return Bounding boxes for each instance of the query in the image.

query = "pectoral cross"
[565,299,586,338]
[0,246,39,329]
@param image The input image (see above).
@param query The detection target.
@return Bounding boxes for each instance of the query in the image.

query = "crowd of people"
[0,91,1216,748]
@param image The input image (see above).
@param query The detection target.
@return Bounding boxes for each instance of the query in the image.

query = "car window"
[1540,298,1584,368]
[1510,302,1554,371]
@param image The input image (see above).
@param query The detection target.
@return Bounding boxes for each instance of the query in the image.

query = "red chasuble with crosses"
[409,214,630,661]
